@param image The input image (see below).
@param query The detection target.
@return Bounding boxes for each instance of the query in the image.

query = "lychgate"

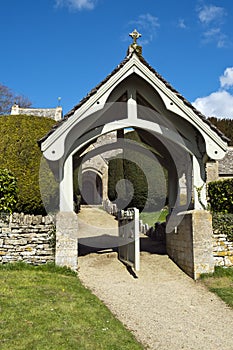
[39,30,228,279]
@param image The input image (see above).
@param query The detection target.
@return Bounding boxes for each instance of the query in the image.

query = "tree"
[0,83,32,115]
[208,117,233,146]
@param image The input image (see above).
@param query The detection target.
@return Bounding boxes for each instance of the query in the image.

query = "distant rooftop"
[218,147,233,176]
[11,104,63,121]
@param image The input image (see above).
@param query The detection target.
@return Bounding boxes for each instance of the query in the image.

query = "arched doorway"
[81,170,103,205]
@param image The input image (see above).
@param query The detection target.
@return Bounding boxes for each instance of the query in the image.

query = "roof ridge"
[38,50,229,147]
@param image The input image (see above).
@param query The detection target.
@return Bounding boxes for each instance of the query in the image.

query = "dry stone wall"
[0,213,55,264]
[1,210,232,272]
[212,233,233,267]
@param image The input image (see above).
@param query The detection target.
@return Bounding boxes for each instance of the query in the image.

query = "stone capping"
[5,212,54,225]
[0,212,55,265]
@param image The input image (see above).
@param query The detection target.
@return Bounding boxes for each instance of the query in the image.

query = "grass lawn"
[139,209,168,227]
[200,266,233,308]
[0,263,143,350]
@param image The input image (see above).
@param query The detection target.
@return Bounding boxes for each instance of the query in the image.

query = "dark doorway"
[81,171,103,205]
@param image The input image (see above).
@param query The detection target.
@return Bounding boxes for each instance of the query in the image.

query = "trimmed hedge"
[108,131,167,212]
[0,168,18,213]
[212,213,233,241]
[208,179,233,214]
[108,157,127,207]
[108,157,149,211]
[0,115,56,214]
[208,179,233,241]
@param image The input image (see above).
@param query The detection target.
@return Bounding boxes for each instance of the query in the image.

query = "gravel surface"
[77,207,233,350]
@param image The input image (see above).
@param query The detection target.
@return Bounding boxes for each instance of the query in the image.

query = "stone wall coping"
[0,213,55,226]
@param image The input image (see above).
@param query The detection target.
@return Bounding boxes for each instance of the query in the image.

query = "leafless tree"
[0,83,32,115]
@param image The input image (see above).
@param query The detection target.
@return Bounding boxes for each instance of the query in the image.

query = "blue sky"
[1,0,233,118]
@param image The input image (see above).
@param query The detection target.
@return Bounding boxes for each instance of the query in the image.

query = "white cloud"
[55,0,97,11]
[220,67,233,89]
[193,90,233,118]
[129,13,160,45]
[216,35,228,49]
[197,5,225,25]
[192,68,233,119]
[138,13,160,29]
[178,19,186,29]
[197,4,229,48]
[202,27,227,48]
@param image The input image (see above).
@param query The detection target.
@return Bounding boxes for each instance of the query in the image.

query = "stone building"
[11,103,63,121]
[76,131,127,205]
[206,147,233,182]
[218,146,233,179]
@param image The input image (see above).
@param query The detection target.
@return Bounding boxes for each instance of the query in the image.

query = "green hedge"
[212,213,233,241]
[208,179,233,241]
[108,131,167,212]
[108,157,124,202]
[0,115,56,214]
[0,168,18,213]
[208,179,233,213]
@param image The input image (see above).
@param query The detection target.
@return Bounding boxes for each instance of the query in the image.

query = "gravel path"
[77,207,233,350]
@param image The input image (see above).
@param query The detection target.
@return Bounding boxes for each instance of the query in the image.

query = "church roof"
[38,41,229,147]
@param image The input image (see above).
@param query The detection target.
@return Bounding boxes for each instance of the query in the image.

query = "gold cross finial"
[129,29,141,44]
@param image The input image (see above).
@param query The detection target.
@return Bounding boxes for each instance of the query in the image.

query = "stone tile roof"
[218,147,233,175]
[38,50,229,146]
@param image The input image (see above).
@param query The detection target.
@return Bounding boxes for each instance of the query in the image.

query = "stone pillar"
[55,211,78,270]
[192,210,215,279]
[166,210,214,279]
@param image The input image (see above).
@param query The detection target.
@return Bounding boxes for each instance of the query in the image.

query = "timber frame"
[39,35,228,278]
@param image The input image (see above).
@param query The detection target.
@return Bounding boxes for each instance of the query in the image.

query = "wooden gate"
[118,208,140,271]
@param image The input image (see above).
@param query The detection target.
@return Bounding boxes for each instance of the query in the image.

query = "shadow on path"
[78,235,166,256]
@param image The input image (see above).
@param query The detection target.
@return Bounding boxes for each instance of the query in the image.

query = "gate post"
[192,210,215,279]
[55,211,78,270]
[118,208,140,271]
[166,210,214,279]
